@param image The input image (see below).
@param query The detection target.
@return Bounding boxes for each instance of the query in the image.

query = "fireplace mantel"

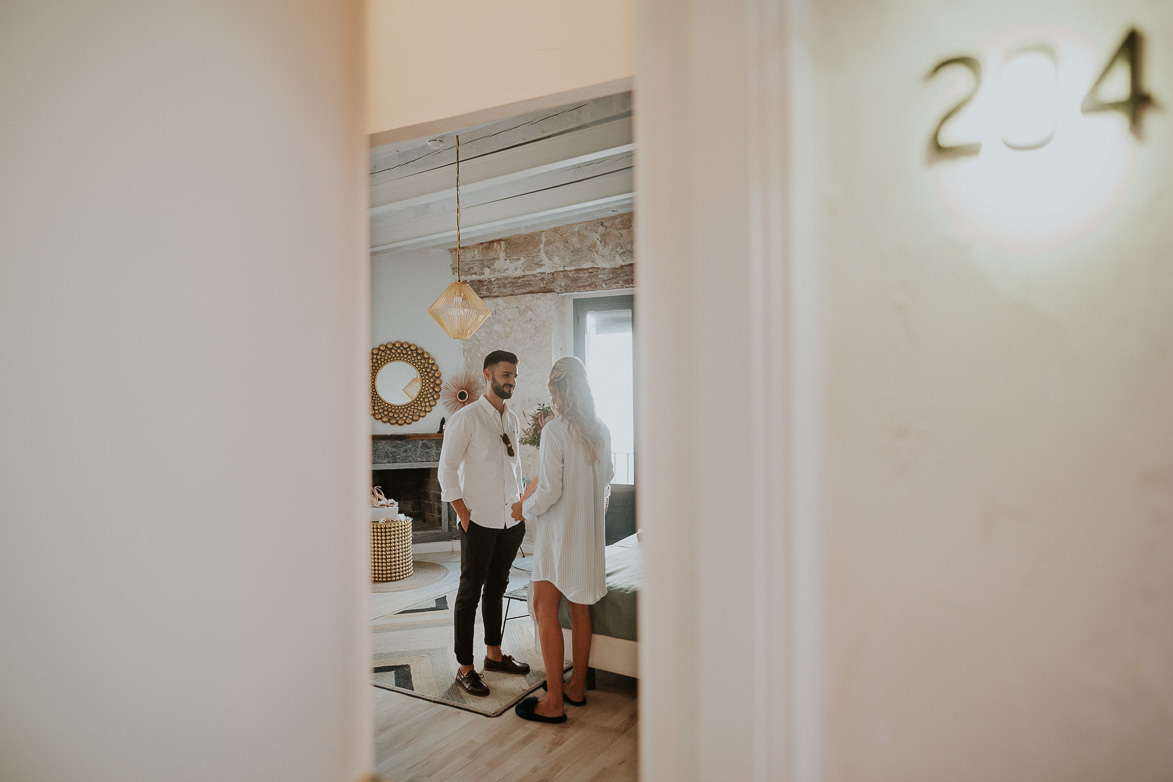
[373,435,443,467]
[372,433,443,440]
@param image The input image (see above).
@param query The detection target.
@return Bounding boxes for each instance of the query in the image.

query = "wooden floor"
[372,551,639,782]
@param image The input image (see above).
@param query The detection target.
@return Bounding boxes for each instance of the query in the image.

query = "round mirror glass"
[376,361,422,405]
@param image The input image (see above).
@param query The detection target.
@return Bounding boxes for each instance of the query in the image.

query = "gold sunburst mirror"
[371,341,442,425]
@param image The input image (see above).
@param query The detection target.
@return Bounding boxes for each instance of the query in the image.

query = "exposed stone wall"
[453,213,632,280]
[460,292,562,479]
[452,214,634,543]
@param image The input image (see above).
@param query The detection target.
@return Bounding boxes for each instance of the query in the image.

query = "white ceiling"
[369,92,633,255]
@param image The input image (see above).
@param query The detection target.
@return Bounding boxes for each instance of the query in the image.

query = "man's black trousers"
[453,519,526,666]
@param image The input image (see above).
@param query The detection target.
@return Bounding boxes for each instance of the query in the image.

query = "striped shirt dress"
[521,416,615,605]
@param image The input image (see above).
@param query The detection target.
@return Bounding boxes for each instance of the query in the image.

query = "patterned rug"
[372,588,560,717]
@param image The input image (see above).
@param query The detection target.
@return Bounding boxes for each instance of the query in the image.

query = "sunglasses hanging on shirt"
[500,432,515,457]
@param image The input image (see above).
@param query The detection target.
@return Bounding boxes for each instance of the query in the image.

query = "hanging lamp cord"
[455,134,462,283]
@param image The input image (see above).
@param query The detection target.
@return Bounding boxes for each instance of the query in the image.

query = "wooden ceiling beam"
[370,117,632,209]
[371,194,633,254]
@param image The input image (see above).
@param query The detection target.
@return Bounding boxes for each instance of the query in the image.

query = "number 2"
[927,56,982,159]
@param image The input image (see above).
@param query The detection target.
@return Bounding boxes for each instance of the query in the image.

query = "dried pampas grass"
[441,372,483,416]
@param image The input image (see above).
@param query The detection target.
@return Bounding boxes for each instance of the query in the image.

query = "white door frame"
[635,1,821,779]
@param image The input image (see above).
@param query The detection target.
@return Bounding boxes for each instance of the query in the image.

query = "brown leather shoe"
[455,668,490,696]
[483,653,530,675]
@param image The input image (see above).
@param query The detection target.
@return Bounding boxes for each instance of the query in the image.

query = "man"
[438,350,531,696]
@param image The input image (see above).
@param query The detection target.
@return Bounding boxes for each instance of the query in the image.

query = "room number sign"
[927,28,1155,161]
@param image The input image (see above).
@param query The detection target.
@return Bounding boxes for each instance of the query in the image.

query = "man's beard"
[491,380,513,399]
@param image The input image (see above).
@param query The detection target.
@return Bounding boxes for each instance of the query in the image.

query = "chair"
[502,484,611,635]
[501,583,530,635]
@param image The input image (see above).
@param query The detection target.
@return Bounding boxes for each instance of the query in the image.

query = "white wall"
[371,249,466,434]
[638,0,1173,780]
[0,3,370,781]
[808,2,1173,779]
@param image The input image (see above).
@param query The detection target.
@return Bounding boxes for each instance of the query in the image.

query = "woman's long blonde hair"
[547,356,605,464]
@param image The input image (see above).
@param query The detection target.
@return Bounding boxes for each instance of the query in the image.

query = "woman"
[510,357,613,724]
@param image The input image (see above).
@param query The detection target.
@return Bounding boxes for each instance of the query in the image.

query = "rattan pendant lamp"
[427,135,491,339]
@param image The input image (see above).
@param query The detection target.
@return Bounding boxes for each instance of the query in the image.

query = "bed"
[529,531,641,679]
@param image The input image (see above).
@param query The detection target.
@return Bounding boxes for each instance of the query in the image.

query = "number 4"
[1081,28,1154,135]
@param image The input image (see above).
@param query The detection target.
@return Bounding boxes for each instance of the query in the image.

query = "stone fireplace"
[372,435,451,538]
[372,467,443,527]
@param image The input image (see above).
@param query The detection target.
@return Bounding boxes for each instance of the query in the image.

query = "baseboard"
[413,540,460,554]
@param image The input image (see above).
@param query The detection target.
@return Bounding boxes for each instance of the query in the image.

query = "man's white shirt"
[438,395,525,529]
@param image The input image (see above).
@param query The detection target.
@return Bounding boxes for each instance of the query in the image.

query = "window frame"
[573,293,636,485]
[573,294,635,361]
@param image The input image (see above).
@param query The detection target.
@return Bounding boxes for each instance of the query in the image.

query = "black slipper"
[541,680,586,706]
[514,696,567,724]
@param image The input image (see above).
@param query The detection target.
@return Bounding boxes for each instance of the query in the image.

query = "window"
[574,294,635,484]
